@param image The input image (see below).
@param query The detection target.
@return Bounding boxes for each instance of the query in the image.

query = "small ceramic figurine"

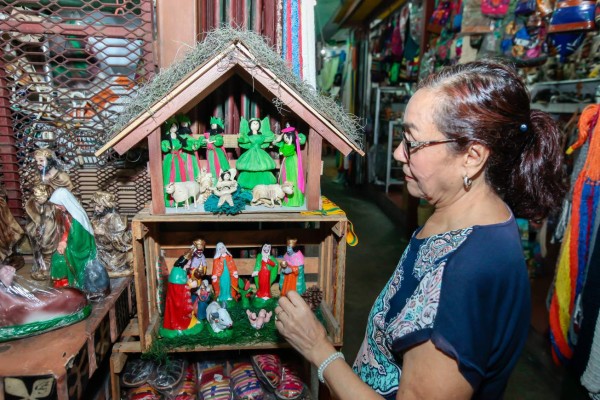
[0,187,24,266]
[250,182,294,207]
[237,116,277,190]
[206,301,233,333]
[280,238,306,296]
[48,188,97,289]
[187,238,207,276]
[193,279,212,321]
[161,118,189,206]
[198,116,231,184]
[211,242,239,302]
[90,191,132,277]
[25,185,59,280]
[211,169,238,208]
[161,262,201,336]
[32,148,74,194]
[195,168,213,204]
[272,124,307,207]
[246,308,273,329]
[251,243,278,300]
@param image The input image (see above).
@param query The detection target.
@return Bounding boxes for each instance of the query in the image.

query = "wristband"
[317,351,344,383]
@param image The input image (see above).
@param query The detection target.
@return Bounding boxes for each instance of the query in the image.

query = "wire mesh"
[0,0,155,217]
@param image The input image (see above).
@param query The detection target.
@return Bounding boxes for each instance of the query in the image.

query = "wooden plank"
[110,352,127,400]
[122,319,140,338]
[156,0,198,68]
[333,221,347,342]
[113,341,143,353]
[131,222,149,350]
[306,129,323,210]
[147,226,161,321]
[96,43,237,156]
[320,303,342,345]
[148,129,166,215]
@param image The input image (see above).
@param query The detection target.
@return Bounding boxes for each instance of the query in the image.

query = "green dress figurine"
[177,114,202,180]
[198,117,230,184]
[161,118,189,206]
[273,124,307,207]
[236,117,276,190]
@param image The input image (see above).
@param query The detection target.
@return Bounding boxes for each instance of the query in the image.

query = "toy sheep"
[165,180,201,209]
[206,301,233,333]
[250,182,294,207]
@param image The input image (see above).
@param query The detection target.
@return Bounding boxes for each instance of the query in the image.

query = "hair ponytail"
[506,110,567,219]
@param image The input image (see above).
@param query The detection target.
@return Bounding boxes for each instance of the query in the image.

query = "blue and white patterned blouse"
[353,216,531,399]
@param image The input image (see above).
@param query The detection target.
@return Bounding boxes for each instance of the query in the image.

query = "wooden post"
[148,128,165,214]
[306,128,322,210]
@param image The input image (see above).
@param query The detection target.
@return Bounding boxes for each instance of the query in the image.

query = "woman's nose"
[394,141,407,163]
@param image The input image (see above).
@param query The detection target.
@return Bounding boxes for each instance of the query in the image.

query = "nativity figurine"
[90,191,132,277]
[0,187,24,267]
[32,148,74,194]
[211,242,239,302]
[211,169,238,208]
[246,309,273,330]
[279,237,306,296]
[251,243,278,300]
[237,116,277,190]
[198,116,231,184]
[161,118,189,206]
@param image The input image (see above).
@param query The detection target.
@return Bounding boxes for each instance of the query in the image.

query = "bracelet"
[317,351,345,383]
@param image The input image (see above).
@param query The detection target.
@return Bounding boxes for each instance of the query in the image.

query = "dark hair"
[418,59,566,219]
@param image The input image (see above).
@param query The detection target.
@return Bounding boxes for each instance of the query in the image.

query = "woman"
[273,125,307,207]
[274,60,566,399]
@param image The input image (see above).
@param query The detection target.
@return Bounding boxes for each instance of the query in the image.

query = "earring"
[463,175,473,190]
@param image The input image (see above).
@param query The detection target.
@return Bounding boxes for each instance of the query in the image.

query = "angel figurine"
[211,169,238,207]
[237,116,277,190]
[198,117,231,184]
[273,124,307,207]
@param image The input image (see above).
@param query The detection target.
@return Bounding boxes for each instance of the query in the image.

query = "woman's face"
[394,89,464,206]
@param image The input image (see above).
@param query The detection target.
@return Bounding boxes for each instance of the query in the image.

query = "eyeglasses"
[401,131,458,160]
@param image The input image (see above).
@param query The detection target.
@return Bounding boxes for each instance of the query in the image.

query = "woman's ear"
[463,142,490,176]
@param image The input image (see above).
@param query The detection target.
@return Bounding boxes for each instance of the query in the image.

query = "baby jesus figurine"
[211,169,238,207]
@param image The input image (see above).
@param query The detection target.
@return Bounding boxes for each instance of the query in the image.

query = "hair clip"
[519,123,528,133]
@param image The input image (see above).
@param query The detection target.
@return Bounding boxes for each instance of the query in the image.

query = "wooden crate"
[0,277,134,400]
[125,205,348,352]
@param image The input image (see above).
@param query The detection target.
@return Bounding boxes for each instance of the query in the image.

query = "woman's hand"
[275,291,332,365]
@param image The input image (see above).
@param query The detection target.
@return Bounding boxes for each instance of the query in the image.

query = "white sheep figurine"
[251,182,294,207]
[165,180,201,210]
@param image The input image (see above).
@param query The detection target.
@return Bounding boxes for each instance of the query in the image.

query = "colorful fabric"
[550,104,600,364]
[230,362,264,400]
[301,196,359,246]
[199,365,232,400]
[282,0,303,78]
[353,217,530,399]
[199,132,230,184]
[251,354,281,390]
[275,366,306,399]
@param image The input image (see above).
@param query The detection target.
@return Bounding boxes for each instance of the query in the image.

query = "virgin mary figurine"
[236,116,276,190]
[211,242,239,302]
[273,124,307,207]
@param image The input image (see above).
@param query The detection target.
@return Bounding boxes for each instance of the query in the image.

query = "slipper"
[275,366,307,400]
[121,358,156,388]
[125,383,161,400]
[198,365,233,400]
[230,362,265,400]
[251,354,282,391]
[171,363,197,400]
[147,358,186,391]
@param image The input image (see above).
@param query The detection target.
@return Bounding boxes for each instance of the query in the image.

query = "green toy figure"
[161,118,189,206]
[177,114,203,180]
[251,243,278,301]
[198,117,230,184]
[237,116,276,190]
[272,124,307,207]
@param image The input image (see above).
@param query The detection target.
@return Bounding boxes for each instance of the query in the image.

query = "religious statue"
[198,116,230,184]
[272,124,307,207]
[251,243,278,300]
[211,242,239,302]
[193,279,213,321]
[0,187,24,267]
[161,262,200,335]
[279,238,306,296]
[237,116,276,190]
[32,148,74,193]
[25,184,60,280]
[48,188,97,289]
[90,191,132,277]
